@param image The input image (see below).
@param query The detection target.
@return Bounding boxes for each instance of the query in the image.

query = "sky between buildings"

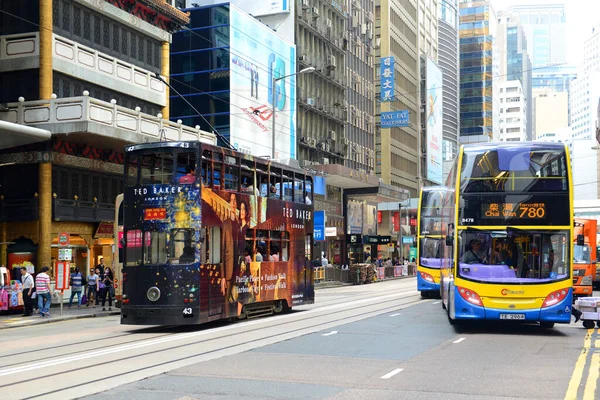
[491,0,600,67]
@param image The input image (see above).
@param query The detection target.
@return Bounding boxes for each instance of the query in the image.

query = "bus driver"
[461,239,488,264]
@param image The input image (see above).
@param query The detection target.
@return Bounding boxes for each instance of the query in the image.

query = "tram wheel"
[274,301,284,314]
[583,320,595,329]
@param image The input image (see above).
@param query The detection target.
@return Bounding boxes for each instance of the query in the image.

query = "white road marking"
[380,368,404,379]
[390,313,401,317]
[432,301,441,304]
[322,331,338,336]
[453,337,466,344]
[0,289,420,378]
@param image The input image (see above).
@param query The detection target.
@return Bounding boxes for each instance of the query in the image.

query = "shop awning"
[0,120,51,150]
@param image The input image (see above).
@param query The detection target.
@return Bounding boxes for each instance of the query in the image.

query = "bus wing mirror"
[577,234,585,246]
[446,235,453,247]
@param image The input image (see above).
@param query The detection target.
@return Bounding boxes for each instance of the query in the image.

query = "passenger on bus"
[270,246,280,262]
[179,246,195,264]
[179,166,196,184]
[461,239,488,264]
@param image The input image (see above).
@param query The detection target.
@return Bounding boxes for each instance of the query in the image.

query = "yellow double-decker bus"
[417,186,452,298]
[440,142,574,328]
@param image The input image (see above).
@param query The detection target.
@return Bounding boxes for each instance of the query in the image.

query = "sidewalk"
[0,305,120,330]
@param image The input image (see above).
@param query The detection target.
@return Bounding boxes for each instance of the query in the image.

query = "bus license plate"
[500,314,525,320]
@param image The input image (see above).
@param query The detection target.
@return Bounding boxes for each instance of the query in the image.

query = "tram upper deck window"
[460,146,568,193]
[126,154,139,186]
[176,151,197,185]
[139,151,175,185]
[224,155,239,191]
[305,176,313,205]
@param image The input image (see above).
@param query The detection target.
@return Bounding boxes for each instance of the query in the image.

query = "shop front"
[92,221,115,270]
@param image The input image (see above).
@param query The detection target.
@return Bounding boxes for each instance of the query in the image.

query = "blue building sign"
[314,211,325,242]
[380,57,395,102]
[380,110,409,128]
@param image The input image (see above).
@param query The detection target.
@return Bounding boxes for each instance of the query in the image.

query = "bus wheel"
[421,292,429,299]
[583,320,595,329]
[540,322,555,329]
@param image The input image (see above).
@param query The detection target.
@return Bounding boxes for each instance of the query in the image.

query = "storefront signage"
[58,232,70,246]
[94,221,114,239]
[314,211,326,242]
[347,234,362,244]
[402,236,414,244]
[314,199,342,216]
[325,227,337,237]
[380,110,409,128]
[144,208,167,221]
[364,235,392,245]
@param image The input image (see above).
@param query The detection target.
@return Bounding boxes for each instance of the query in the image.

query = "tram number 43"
[183,307,194,318]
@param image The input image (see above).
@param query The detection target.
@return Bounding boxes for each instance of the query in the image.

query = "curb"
[0,311,120,330]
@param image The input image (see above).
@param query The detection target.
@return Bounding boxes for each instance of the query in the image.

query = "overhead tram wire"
[153,73,234,150]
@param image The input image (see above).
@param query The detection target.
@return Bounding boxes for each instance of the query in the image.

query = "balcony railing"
[53,197,114,223]
[0,32,39,61]
[0,95,217,145]
[0,197,39,222]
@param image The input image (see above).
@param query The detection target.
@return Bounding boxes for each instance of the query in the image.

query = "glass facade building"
[438,0,459,160]
[170,5,232,140]
[459,1,494,138]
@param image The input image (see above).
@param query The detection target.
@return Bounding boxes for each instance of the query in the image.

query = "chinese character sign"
[380,57,395,102]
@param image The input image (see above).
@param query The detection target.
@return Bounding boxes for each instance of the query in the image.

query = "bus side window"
[207,227,221,263]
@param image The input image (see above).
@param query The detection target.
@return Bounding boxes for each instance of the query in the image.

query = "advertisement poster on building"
[229,6,297,159]
[347,201,363,234]
[362,204,377,235]
[426,57,443,184]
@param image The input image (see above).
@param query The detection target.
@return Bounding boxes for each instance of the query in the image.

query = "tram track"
[0,288,422,399]
[0,280,415,369]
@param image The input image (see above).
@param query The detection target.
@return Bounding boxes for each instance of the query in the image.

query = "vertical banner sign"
[425,57,443,184]
[380,57,395,102]
[314,210,326,242]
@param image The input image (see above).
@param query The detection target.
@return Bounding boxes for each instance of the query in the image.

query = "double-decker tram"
[120,141,315,325]
[417,186,452,298]
[441,142,574,328]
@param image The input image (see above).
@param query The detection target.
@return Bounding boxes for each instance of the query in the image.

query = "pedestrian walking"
[20,267,34,316]
[86,268,99,308]
[101,267,114,311]
[68,266,84,308]
[35,266,52,317]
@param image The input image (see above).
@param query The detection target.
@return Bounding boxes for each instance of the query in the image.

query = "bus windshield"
[420,237,443,268]
[458,230,570,284]
[460,145,568,193]
[574,244,591,264]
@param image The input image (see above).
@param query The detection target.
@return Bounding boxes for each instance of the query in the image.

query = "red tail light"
[122,273,127,283]
[420,271,434,282]
[123,299,130,304]
[542,288,569,308]
[184,298,189,303]
[457,286,482,306]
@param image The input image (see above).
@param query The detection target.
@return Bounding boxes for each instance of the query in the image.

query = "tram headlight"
[147,287,161,302]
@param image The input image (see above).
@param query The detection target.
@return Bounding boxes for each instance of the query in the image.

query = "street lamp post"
[271,66,315,159]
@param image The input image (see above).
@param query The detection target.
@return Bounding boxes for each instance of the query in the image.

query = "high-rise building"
[533,89,568,140]
[438,0,460,162]
[507,3,566,68]
[458,0,497,143]
[375,0,420,196]
[0,0,198,270]
[495,11,531,141]
[344,0,377,173]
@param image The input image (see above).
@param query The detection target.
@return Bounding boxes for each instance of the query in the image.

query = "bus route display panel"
[460,194,569,226]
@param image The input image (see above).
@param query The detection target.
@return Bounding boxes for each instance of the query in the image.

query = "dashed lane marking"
[453,338,466,344]
[380,368,403,379]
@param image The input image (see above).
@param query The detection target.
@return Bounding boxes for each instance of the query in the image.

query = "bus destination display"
[481,202,546,219]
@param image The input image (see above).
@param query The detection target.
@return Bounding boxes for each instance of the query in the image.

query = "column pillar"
[39,0,53,100]
[38,162,52,271]
[0,220,6,267]
[161,41,170,119]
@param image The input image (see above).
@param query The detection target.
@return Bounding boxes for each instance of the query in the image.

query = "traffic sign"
[58,232,70,246]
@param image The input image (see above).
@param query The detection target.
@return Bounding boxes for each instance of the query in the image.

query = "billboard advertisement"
[426,57,443,184]
[347,201,363,235]
[229,6,297,159]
